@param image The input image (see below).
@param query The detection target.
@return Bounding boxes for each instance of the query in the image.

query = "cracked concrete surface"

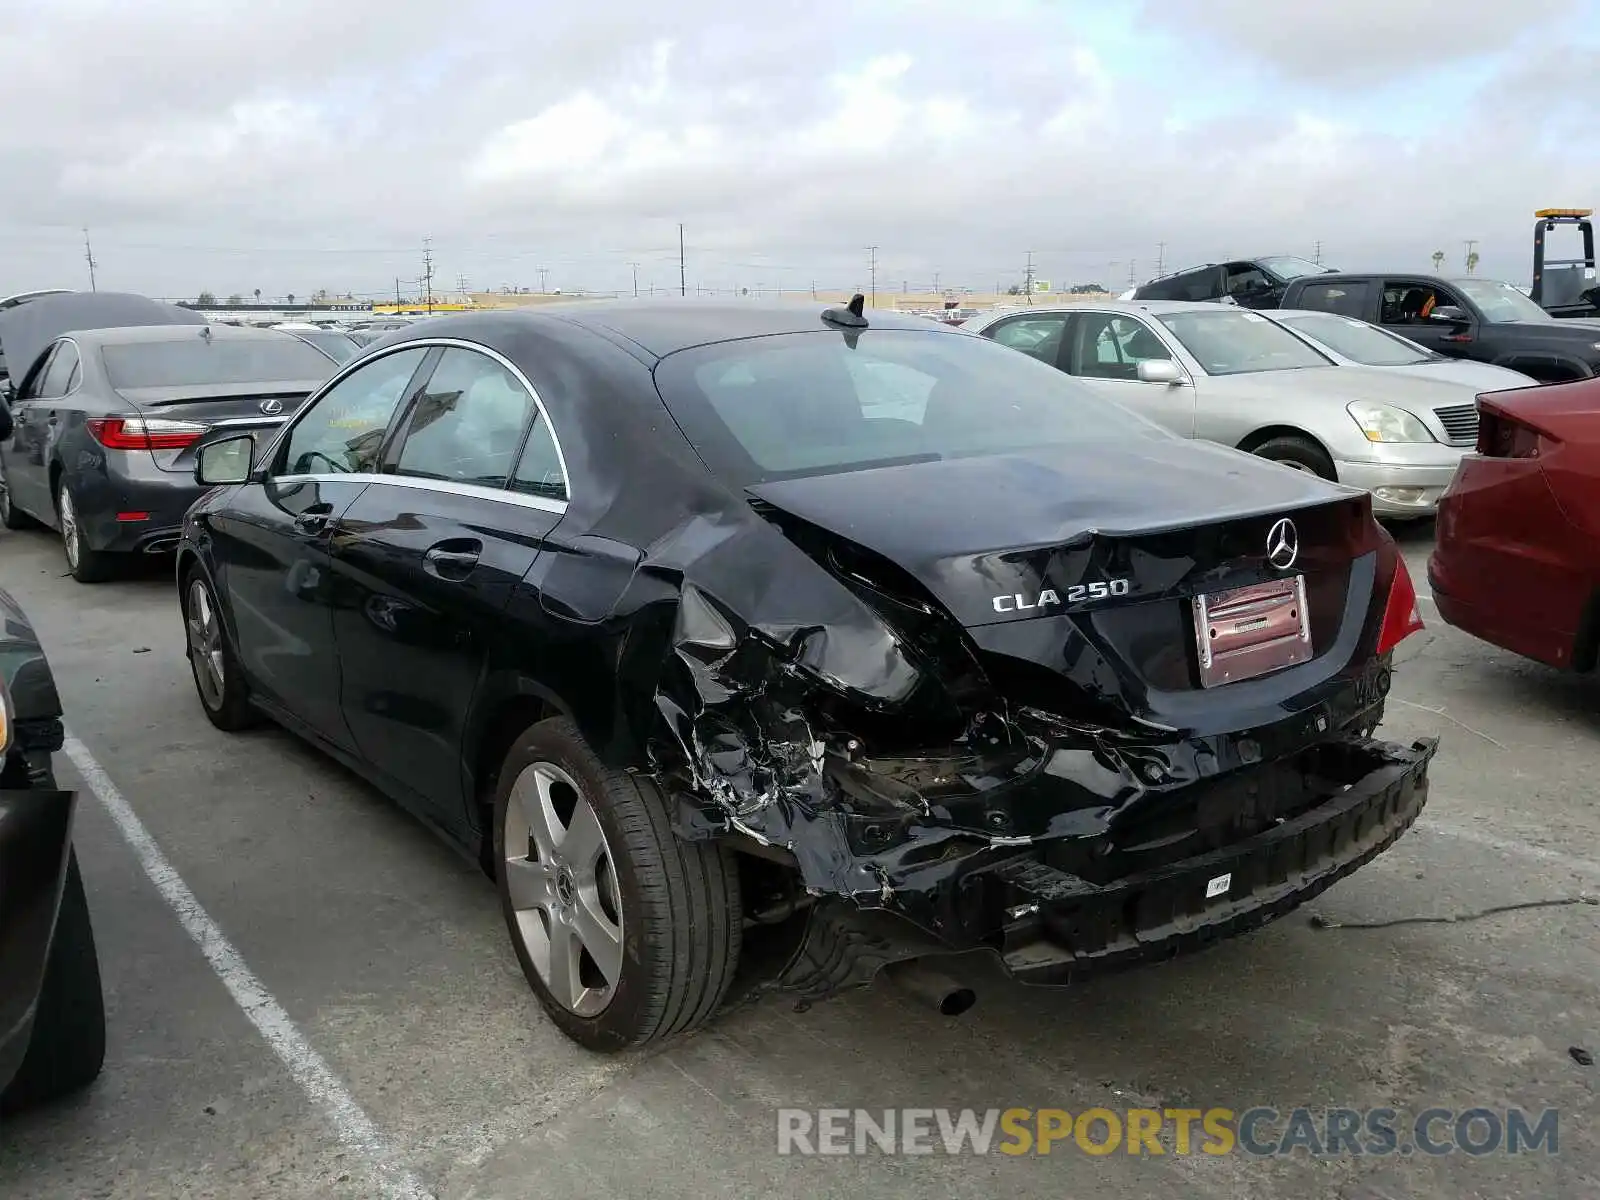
[0,521,1595,1199]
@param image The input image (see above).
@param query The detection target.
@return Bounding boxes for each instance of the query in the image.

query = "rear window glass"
[653,329,1169,485]
[102,335,333,388]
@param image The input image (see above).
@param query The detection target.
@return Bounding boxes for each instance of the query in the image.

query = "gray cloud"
[0,0,1593,299]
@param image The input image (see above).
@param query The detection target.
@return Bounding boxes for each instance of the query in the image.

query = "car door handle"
[294,502,334,533]
[423,540,481,580]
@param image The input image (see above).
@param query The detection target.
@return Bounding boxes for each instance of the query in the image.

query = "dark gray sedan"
[0,322,333,581]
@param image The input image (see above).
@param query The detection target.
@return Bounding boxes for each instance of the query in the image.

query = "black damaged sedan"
[174,298,1436,1050]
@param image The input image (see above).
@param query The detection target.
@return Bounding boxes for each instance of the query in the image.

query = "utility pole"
[82,228,97,292]
[456,273,469,294]
[1313,240,1323,265]
[1156,242,1167,277]
[629,261,640,297]
[933,270,941,294]
[866,245,878,307]
[1464,239,1479,274]
[394,277,401,303]
[1127,259,1138,288]
[811,279,816,299]
[1024,250,1035,305]
[422,237,435,314]
[679,224,686,297]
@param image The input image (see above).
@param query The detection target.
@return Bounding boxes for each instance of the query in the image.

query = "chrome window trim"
[270,470,568,516]
[210,415,287,428]
[268,337,572,501]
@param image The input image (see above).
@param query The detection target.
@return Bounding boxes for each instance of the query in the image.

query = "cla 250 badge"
[993,578,1130,613]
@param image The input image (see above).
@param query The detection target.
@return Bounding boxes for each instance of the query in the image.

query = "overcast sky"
[2,0,1597,301]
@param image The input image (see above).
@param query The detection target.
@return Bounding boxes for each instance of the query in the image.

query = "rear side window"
[393,348,539,486]
[38,341,80,398]
[103,334,333,388]
[1294,281,1370,318]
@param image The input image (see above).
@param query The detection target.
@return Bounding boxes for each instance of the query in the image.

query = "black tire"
[55,478,117,583]
[1250,435,1337,481]
[0,467,35,530]
[183,567,258,731]
[493,717,741,1051]
[0,850,106,1114]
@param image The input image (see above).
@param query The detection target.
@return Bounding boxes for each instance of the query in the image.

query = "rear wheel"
[0,467,35,529]
[184,570,257,731]
[493,717,741,1051]
[55,480,117,583]
[0,851,106,1114]
[1250,435,1337,481]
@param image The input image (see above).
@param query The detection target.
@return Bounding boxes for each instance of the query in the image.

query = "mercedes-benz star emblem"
[259,398,284,415]
[1266,518,1299,570]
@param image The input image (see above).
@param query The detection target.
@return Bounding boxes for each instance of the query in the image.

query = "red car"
[1429,377,1600,668]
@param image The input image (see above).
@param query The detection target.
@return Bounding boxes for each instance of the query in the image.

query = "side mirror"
[195,434,255,486]
[1136,358,1184,385]
[1429,305,1470,325]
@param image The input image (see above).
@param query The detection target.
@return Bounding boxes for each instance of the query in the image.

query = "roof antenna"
[821,292,869,329]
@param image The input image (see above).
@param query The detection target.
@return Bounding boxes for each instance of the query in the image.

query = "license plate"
[1192,576,1312,687]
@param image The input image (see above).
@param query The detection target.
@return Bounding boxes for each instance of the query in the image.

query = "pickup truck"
[1281,272,1600,383]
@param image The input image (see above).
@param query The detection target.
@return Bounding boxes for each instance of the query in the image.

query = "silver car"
[1259,309,1538,392]
[963,299,1481,518]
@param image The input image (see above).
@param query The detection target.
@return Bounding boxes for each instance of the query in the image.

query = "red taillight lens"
[1376,555,1426,655]
[1476,409,1550,458]
[86,416,207,451]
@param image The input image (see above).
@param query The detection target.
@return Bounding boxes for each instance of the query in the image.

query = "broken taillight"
[1376,555,1425,654]
[86,416,208,451]
[1476,409,1550,459]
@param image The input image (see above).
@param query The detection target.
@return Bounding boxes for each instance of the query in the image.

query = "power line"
[82,227,97,292]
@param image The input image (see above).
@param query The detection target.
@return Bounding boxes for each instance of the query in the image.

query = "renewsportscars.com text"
[776,1106,1559,1157]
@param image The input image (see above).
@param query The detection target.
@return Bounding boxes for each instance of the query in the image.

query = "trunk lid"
[747,439,1382,701]
[116,380,319,472]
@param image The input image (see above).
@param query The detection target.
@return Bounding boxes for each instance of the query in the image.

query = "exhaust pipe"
[884,960,977,1016]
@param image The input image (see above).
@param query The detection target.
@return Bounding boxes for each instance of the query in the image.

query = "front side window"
[1155,309,1332,376]
[654,329,1168,485]
[1453,278,1552,324]
[393,348,538,486]
[1225,264,1273,299]
[280,347,429,476]
[1070,314,1173,380]
[984,314,1069,366]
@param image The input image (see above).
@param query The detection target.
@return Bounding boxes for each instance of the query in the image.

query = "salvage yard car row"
[1,284,1594,1116]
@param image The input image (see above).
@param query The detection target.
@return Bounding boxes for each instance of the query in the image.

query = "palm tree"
[1431,250,1445,271]
[1465,251,1479,276]
[253,288,261,303]
[286,292,296,305]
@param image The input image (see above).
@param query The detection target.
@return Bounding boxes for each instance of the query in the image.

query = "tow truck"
[1530,208,1600,319]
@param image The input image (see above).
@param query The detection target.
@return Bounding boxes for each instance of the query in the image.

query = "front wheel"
[493,717,742,1051]
[55,480,117,583]
[1250,435,1337,481]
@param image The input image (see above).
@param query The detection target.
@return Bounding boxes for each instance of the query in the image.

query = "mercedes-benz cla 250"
[175,297,1435,1050]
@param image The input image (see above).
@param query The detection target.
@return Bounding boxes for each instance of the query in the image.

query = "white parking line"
[63,735,436,1200]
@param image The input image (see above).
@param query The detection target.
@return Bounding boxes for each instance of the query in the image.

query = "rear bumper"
[76,465,206,554]
[774,736,1436,1000]
[0,785,77,1092]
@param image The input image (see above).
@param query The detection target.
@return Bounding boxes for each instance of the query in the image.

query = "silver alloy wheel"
[1273,457,1316,474]
[0,473,11,522]
[58,486,79,569]
[503,761,624,1017]
[186,579,226,709]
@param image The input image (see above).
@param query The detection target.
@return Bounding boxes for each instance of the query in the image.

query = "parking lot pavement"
[1,519,1596,1200]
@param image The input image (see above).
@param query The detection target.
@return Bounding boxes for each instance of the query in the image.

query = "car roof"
[972,299,1248,322]
[518,297,952,358]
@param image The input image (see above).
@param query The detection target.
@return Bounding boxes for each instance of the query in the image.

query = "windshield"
[1155,310,1332,375]
[1275,313,1435,365]
[298,330,360,363]
[1453,278,1553,324]
[103,335,334,388]
[1258,256,1331,281]
[653,329,1169,485]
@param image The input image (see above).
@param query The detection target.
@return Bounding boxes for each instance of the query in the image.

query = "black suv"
[1132,256,1335,309]
[1281,272,1600,383]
